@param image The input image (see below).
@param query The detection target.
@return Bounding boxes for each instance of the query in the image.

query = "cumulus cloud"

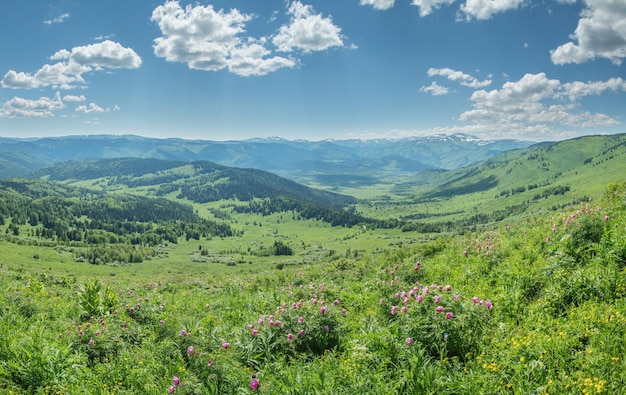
[76,103,106,113]
[1,40,141,89]
[63,94,86,102]
[411,0,456,17]
[359,0,396,11]
[1,92,64,118]
[551,0,626,65]
[458,73,623,138]
[151,1,295,76]
[273,1,346,53]
[419,81,450,95]
[427,67,492,88]
[458,0,525,20]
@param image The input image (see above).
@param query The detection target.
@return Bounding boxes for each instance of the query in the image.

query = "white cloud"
[151,1,295,76]
[76,103,105,113]
[551,0,626,65]
[411,0,456,16]
[458,0,525,20]
[44,13,70,25]
[1,92,64,118]
[457,73,622,138]
[360,0,396,11]
[63,94,86,102]
[273,1,346,53]
[1,40,141,90]
[427,67,492,88]
[560,77,626,100]
[419,81,450,95]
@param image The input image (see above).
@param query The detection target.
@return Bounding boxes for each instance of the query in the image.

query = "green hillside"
[360,134,626,230]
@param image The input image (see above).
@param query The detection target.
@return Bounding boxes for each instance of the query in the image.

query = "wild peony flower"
[299,329,306,336]
[222,342,230,349]
[168,385,176,393]
[250,376,259,391]
[180,330,188,337]
[406,337,413,345]
[446,312,454,320]
[401,306,408,314]
[416,295,423,303]
[187,346,195,356]
[391,305,398,315]
[287,333,294,341]
[172,376,180,386]
[472,296,479,304]
[433,295,441,303]
[320,306,327,315]
[435,306,445,313]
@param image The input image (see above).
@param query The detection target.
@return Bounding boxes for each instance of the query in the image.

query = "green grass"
[1,182,625,394]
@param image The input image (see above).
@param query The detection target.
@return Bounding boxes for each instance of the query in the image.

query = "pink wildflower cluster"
[463,231,501,257]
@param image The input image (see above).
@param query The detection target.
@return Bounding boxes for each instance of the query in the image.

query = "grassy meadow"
[1,178,626,394]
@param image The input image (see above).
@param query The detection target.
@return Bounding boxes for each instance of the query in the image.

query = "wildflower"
[299,329,306,336]
[88,339,94,346]
[433,295,441,303]
[187,346,195,356]
[207,358,213,367]
[222,342,230,349]
[180,330,188,337]
[454,294,460,301]
[287,333,294,341]
[444,285,452,292]
[298,316,304,323]
[324,325,329,332]
[159,320,164,325]
[391,305,398,315]
[341,308,347,315]
[168,385,176,393]
[406,338,413,345]
[446,312,454,319]
[251,329,258,336]
[401,306,408,314]
[435,306,445,313]
[172,376,180,386]
[320,306,327,315]
[250,375,259,391]
[334,299,341,306]
[416,295,423,303]
[605,215,609,221]
[472,296,479,304]
[485,300,493,310]
[443,333,449,341]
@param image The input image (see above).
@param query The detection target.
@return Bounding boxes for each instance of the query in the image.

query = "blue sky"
[0,0,625,142]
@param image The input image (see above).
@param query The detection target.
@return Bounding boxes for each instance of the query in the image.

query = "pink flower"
[180,330,188,337]
[444,285,452,292]
[207,358,213,367]
[334,299,341,306]
[250,377,259,391]
[391,305,398,315]
[299,329,306,336]
[401,306,407,314]
[187,346,195,356]
[435,306,445,313]
[406,337,413,345]
[88,339,94,346]
[287,333,294,341]
[320,306,327,315]
[485,300,493,310]
[298,316,304,323]
[416,295,423,303]
[168,385,176,393]
[222,342,230,349]
[341,308,347,315]
[433,295,441,303]
[172,376,180,386]
[445,312,454,320]
[472,296,479,304]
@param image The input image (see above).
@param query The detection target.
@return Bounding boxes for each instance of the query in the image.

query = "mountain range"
[0,133,532,181]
